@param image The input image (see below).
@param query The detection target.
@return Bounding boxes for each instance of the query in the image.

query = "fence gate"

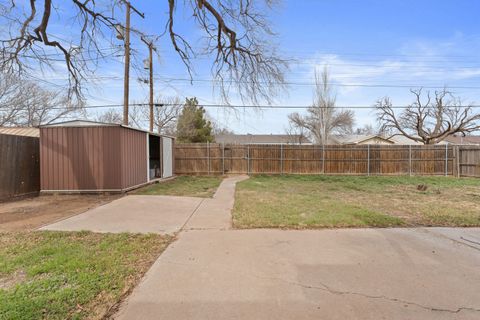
[162,137,173,178]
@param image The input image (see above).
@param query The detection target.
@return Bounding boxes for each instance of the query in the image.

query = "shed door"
[162,137,173,178]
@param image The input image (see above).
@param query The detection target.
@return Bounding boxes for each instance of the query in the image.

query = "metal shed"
[40,120,175,193]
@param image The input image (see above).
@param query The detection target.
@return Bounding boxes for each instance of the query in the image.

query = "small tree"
[288,67,354,144]
[176,98,214,143]
[376,88,480,144]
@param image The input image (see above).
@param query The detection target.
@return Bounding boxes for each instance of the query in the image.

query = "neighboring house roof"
[331,134,395,145]
[215,134,311,144]
[389,135,424,145]
[443,135,480,145]
[0,127,40,137]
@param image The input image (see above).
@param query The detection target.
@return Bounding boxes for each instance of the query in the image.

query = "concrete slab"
[185,175,249,230]
[40,195,203,234]
[116,228,480,320]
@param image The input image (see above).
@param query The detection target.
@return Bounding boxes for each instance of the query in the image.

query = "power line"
[3,103,480,111]
[153,78,480,90]
[26,74,480,90]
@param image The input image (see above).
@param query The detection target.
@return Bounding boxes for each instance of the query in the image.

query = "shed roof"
[41,120,175,139]
[0,127,40,137]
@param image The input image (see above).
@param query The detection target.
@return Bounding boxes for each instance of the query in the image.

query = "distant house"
[215,134,311,144]
[331,134,452,145]
[331,134,395,145]
[444,135,480,145]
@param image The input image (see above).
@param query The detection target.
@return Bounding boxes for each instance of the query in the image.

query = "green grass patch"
[0,231,172,320]
[134,176,223,198]
[233,175,480,228]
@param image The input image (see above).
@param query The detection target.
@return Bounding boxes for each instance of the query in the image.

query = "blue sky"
[19,0,480,133]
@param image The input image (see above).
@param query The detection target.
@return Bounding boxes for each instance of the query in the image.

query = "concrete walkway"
[40,175,248,234]
[184,175,249,230]
[116,227,480,320]
[40,195,203,234]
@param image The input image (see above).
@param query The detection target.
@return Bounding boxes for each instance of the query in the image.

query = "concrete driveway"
[40,195,203,234]
[116,227,480,320]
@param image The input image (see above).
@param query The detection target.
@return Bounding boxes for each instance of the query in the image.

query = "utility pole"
[122,1,131,125]
[118,1,145,126]
[141,37,155,132]
[148,44,153,132]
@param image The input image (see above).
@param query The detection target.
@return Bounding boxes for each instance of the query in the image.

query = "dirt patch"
[0,270,26,290]
[0,195,121,231]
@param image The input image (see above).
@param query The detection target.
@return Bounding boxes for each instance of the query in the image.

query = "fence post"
[322,144,325,174]
[367,145,370,176]
[280,144,284,175]
[456,146,461,178]
[445,144,448,177]
[222,142,225,175]
[247,144,250,175]
[409,145,412,176]
[207,142,210,175]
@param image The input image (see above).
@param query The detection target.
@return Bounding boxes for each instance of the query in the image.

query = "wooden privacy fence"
[0,134,40,200]
[458,146,480,177]
[174,143,467,176]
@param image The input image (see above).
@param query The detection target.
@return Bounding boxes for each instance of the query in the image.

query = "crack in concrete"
[269,276,480,314]
[419,228,480,252]
[159,258,480,315]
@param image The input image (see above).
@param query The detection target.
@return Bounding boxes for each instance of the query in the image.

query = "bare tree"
[376,88,480,144]
[355,124,376,135]
[149,97,182,135]
[288,67,354,144]
[95,96,182,134]
[0,73,76,126]
[96,108,123,124]
[1,1,287,105]
[284,122,309,144]
[94,105,143,128]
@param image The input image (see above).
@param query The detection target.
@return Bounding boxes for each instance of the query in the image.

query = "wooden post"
[247,144,250,175]
[121,1,145,126]
[445,144,448,177]
[455,146,462,178]
[222,143,225,175]
[409,145,412,176]
[367,144,370,176]
[148,43,154,132]
[322,144,325,174]
[207,142,210,175]
[280,144,284,175]
[122,1,131,125]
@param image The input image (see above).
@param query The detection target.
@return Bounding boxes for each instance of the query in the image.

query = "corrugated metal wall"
[0,134,40,200]
[41,126,124,191]
[162,137,174,178]
[121,127,147,189]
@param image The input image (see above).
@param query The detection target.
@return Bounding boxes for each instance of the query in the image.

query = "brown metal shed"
[40,120,175,193]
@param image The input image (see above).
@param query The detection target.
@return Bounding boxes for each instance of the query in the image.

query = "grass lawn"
[134,176,223,198]
[233,175,480,229]
[0,231,172,320]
